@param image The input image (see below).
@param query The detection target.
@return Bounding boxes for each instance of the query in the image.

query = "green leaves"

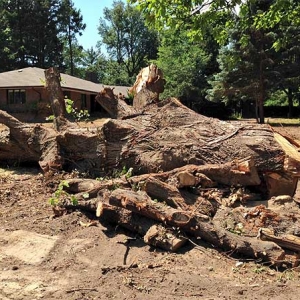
[155,26,213,105]
[0,0,86,72]
[48,180,79,207]
[97,1,159,84]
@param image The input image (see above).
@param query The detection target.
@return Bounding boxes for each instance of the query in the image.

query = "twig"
[66,287,98,294]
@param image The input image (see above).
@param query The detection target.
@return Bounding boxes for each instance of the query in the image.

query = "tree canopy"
[129,0,300,43]
[154,26,220,113]
[57,0,86,76]
[98,0,159,85]
[0,0,85,73]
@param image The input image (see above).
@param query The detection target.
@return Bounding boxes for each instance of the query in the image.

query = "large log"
[0,66,299,195]
[2,65,300,264]
[0,110,63,171]
[103,188,285,263]
[95,87,136,119]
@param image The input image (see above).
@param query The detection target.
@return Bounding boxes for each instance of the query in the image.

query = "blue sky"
[72,0,115,50]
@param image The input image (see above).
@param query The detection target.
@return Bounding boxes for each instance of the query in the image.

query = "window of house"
[8,89,26,104]
[81,94,87,108]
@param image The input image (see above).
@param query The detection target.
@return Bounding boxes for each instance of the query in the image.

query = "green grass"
[266,118,300,126]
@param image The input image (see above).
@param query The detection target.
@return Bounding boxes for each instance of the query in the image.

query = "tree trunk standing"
[68,21,74,76]
[44,67,70,131]
[258,55,265,124]
[287,88,294,118]
[130,64,165,110]
[258,95,265,124]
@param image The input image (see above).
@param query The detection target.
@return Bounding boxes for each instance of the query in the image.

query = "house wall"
[0,88,92,116]
[0,88,46,113]
[67,91,91,111]
[0,90,6,109]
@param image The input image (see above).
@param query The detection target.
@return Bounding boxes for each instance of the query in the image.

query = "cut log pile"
[1,65,300,265]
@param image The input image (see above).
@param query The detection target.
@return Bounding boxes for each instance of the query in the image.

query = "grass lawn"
[265,117,300,126]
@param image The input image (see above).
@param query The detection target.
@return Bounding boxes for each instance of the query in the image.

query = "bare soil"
[1,125,300,300]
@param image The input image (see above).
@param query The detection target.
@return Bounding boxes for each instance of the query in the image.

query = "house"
[0,67,129,121]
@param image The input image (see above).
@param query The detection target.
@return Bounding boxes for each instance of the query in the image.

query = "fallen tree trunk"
[100,188,285,263]
[95,87,136,119]
[1,69,299,189]
[2,65,300,263]
[0,67,299,189]
[0,110,63,171]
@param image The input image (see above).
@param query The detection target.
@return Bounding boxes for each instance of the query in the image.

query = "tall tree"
[0,3,12,71]
[29,0,64,68]
[57,0,86,76]
[98,0,159,84]
[80,46,106,82]
[208,0,300,122]
[271,25,300,117]
[0,0,64,70]
[97,59,131,86]
[61,39,85,77]
[155,27,211,107]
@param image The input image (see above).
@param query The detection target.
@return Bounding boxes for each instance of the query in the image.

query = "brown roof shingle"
[0,67,129,96]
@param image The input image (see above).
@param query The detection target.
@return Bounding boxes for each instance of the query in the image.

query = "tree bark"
[258,228,300,252]
[102,188,285,263]
[95,87,136,119]
[2,66,300,263]
[130,64,166,110]
[1,66,300,189]
[44,67,72,131]
[0,110,62,171]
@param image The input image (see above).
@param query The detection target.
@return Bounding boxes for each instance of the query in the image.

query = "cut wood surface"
[144,224,187,252]
[130,63,165,110]
[97,187,284,263]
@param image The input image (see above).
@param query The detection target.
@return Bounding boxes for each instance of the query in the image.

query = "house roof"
[0,67,130,96]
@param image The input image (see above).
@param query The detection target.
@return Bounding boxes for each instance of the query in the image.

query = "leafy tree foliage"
[98,59,131,86]
[0,6,12,70]
[208,1,300,122]
[208,1,280,123]
[271,24,300,117]
[155,28,211,107]
[129,0,244,44]
[130,0,300,42]
[98,0,159,85]
[0,0,85,73]
[61,40,85,78]
[80,47,106,82]
[0,0,64,71]
[57,0,86,76]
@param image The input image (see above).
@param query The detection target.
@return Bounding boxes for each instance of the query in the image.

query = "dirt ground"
[1,124,300,300]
